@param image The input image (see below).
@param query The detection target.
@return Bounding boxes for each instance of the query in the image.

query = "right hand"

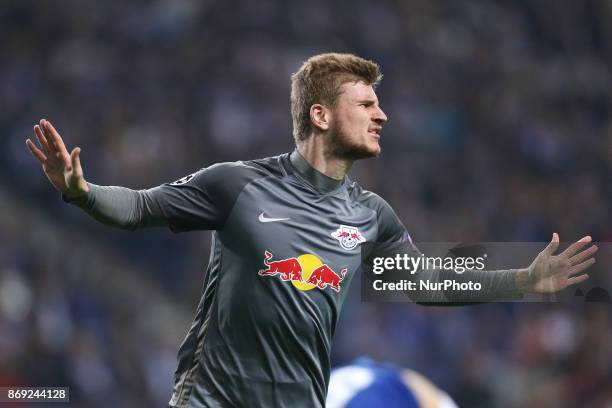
[26,119,89,199]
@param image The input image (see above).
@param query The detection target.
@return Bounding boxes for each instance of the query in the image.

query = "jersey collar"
[289,150,345,194]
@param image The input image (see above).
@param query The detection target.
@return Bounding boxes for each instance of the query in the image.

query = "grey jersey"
[65,151,520,407]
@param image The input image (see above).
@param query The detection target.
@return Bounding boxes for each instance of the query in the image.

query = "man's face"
[328,81,388,159]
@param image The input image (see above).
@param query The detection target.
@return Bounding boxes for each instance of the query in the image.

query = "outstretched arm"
[367,196,598,303]
[26,119,168,230]
[418,233,598,303]
[26,119,257,232]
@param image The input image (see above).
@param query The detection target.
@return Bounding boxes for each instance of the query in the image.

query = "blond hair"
[290,53,382,143]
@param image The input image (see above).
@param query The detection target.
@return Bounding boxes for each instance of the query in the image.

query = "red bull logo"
[331,225,366,250]
[258,251,348,293]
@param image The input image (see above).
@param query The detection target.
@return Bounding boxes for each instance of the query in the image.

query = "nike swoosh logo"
[258,212,291,223]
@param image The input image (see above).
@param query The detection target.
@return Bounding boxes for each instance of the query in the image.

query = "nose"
[373,106,388,124]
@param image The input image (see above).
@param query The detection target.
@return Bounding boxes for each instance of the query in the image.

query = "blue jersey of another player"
[327,358,458,408]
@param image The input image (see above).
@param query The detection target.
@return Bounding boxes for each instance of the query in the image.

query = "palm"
[43,151,69,183]
[26,119,88,198]
[527,233,597,293]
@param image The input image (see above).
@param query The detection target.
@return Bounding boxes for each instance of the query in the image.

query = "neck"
[296,137,353,180]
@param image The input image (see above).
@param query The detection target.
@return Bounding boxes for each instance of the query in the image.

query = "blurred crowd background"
[1,0,611,407]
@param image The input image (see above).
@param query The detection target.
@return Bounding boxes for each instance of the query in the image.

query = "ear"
[309,104,331,131]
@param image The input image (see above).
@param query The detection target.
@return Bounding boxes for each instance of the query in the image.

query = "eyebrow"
[356,99,378,105]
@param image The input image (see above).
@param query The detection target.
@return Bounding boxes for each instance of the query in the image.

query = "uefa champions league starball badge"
[331,225,366,250]
[169,173,196,185]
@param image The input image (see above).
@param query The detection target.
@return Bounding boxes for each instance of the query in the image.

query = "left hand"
[519,233,598,293]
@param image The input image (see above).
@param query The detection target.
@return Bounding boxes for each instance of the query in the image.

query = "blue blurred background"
[0,0,610,407]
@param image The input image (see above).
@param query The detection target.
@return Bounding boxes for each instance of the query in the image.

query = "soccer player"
[26,53,597,407]
[327,357,458,408]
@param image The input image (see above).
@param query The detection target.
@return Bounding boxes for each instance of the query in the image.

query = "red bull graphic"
[258,251,348,293]
[258,251,303,282]
[305,264,348,292]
